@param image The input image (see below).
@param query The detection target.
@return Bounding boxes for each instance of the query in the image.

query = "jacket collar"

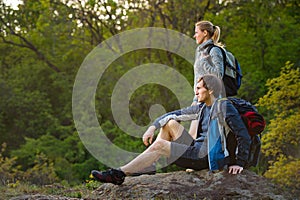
[197,39,214,52]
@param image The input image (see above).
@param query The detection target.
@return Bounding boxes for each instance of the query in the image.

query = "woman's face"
[194,26,207,44]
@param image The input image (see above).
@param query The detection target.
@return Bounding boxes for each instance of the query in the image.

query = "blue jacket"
[152,99,251,170]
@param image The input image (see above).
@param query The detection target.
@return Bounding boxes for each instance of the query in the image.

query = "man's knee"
[164,119,184,139]
[148,139,168,154]
[165,119,181,130]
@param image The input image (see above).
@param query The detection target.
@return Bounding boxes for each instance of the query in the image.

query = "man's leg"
[121,120,185,174]
[91,120,188,185]
[120,139,170,174]
[188,120,198,137]
[156,119,186,141]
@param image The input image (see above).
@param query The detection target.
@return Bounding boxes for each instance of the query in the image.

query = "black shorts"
[169,129,208,170]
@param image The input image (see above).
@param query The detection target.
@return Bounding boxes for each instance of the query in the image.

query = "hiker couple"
[92,21,252,185]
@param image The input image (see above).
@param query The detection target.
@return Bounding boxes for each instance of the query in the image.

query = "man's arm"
[152,103,204,129]
[142,103,204,146]
[224,101,251,168]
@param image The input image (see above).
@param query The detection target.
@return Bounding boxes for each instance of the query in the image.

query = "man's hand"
[228,165,243,174]
[142,125,156,146]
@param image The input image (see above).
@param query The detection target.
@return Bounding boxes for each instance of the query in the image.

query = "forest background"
[0,0,299,195]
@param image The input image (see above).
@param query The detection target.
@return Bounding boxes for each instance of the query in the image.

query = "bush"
[264,156,300,195]
[22,153,58,186]
[0,143,23,186]
[258,62,300,194]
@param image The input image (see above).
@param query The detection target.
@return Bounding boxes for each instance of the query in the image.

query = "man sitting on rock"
[91,74,251,185]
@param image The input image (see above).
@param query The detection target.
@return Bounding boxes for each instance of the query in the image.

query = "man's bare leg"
[188,120,198,136]
[120,120,185,175]
[156,119,185,141]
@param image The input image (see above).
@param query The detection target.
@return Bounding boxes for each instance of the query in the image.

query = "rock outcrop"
[10,170,295,200]
[92,170,291,199]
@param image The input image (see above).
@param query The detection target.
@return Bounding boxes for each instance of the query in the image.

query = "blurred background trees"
[258,63,300,194]
[0,0,299,193]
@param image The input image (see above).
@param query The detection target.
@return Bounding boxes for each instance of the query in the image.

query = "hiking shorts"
[169,129,208,170]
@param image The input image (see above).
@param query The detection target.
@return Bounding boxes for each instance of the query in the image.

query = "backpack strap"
[216,98,232,136]
[207,44,237,74]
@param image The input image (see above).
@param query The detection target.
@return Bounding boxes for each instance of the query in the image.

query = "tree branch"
[0,18,61,72]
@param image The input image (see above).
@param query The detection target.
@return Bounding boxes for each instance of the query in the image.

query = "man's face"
[193,26,206,44]
[195,80,210,103]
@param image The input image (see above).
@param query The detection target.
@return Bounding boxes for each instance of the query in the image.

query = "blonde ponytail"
[195,21,223,47]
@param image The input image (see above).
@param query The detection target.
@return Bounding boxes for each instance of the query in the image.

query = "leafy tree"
[257,62,300,194]
[11,132,99,184]
[213,0,300,101]
[0,0,80,151]
[0,0,299,185]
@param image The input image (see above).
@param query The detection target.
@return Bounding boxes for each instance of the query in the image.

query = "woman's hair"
[195,21,222,46]
[198,74,225,98]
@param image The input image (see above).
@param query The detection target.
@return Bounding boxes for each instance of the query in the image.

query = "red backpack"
[219,97,266,167]
[227,97,266,137]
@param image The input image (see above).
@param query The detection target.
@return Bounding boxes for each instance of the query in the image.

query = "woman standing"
[189,21,225,135]
[192,20,224,104]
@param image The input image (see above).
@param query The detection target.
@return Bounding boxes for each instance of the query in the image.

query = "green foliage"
[217,0,299,101]
[22,153,59,186]
[85,179,102,190]
[258,62,299,116]
[1,142,58,186]
[0,181,101,200]
[101,120,143,152]
[257,63,300,193]
[11,133,98,184]
[0,143,21,186]
[0,0,299,186]
[264,156,300,196]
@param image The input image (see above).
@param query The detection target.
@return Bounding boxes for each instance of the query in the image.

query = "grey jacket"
[193,39,224,102]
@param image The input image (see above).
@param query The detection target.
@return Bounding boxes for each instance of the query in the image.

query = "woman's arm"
[202,46,224,78]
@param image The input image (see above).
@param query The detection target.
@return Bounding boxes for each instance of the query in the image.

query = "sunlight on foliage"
[0,1,299,194]
[264,156,300,194]
[257,62,300,194]
[258,62,299,115]
[0,143,22,186]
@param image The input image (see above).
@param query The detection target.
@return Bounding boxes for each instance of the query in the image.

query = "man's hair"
[198,74,225,98]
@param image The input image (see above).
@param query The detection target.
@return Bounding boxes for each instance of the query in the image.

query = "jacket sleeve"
[193,46,224,103]
[224,101,251,167]
[203,46,224,78]
[152,103,204,129]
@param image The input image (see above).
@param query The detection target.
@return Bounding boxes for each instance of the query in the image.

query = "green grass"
[0,180,103,200]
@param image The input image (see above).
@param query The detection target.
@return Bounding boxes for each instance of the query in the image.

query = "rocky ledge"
[10,169,295,200]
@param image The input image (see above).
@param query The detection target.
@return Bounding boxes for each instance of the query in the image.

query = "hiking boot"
[91,168,126,185]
